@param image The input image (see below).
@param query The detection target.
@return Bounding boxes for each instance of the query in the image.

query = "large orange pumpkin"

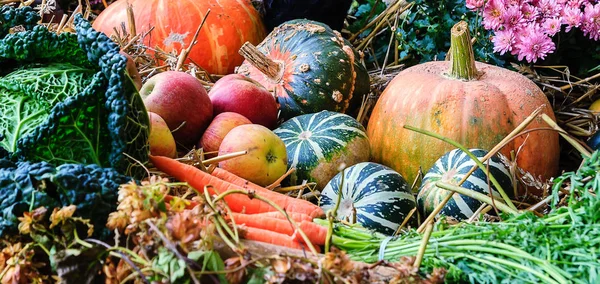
[366,22,559,198]
[92,0,266,75]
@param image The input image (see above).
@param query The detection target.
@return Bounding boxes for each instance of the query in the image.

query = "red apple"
[209,74,279,129]
[218,124,287,186]
[148,112,177,158]
[141,71,213,147]
[198,112,252,153]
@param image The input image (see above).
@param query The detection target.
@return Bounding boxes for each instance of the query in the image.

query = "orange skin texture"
[148,112,178,158]
[199,112,252,153]
[367,61,559,198]
[92,0,266,75]
[218,124,288,186]
[141,71,213,147]
[209,74,279,129]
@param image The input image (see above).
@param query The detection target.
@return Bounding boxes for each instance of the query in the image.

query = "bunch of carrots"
[150,155,329,253]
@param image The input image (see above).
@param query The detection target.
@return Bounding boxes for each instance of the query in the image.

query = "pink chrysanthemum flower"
[503,5,524,29]
[565,0,586,9]
[582,3,600,40]
[542,17,563,35]
[521,3,541,21]
[537,0,562,18]
[505,0,528,6]
[483,0,507,29]
[562,5,583,31]
[514,24,556,62]
[492,29,516,54]
[466,0,485,10]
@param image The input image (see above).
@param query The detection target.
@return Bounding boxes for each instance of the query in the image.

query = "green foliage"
[348,0,507,69]
[0,6,150,178]
[0,157,130,239]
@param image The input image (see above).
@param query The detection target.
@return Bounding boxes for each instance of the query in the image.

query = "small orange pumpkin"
[366,21,559,198]
[92,0,266,75]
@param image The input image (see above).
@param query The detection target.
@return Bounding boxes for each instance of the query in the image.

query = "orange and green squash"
[366,21,559,198]
[237,19,370,122]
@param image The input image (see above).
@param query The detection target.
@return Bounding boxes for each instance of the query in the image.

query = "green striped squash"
[319,162,417,235]
[417,148,514,221]
[273,111,370,189]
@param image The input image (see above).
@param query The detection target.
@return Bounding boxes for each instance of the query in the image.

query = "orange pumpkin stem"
[448,21,478,81]
[238,42,283,82]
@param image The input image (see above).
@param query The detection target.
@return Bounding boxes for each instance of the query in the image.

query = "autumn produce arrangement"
[1,0,600,283]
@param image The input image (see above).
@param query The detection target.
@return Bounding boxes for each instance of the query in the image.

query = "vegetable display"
[2,1,597,282]
[273,111,370,189]
[92,0,267,75]
[366,21,559,197]
[417,148,514,221]
[320,162,417,235]
[0,7,150,178]
[237,19,370,121]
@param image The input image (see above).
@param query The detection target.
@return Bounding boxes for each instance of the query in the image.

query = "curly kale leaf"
[0,6,150,178]
[0,158,131,239]
[0,6,40,39]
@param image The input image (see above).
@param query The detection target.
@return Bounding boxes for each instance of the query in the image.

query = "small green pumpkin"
[237,19,370,122]
[320,162,417,235]
[417,148,514,221]
[273,111,370,189]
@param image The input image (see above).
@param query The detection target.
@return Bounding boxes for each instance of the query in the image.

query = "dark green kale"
[0,5,40,38]
[0,157,131,239]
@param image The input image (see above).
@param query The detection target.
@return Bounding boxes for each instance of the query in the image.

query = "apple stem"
[238,42,283,81]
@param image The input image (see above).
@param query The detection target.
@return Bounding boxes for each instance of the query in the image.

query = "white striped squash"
[319,162,416,235]
[273,111,370,189]
[417,148,514,221]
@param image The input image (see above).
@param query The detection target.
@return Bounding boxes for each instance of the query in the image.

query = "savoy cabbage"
[0,6,149,178]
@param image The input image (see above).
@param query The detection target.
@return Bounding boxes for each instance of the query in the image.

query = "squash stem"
[448,21,478,80]
[238,42,283,81]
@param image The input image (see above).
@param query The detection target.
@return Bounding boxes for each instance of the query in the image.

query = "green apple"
[218,124,287,186]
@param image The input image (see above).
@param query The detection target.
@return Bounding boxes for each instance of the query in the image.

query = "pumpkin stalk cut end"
[448,21,478,81]
[239,42,284,82]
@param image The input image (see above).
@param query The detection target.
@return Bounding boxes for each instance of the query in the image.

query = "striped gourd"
[273,111,370,189]
[319,162,416,235]
[417,148,513,221]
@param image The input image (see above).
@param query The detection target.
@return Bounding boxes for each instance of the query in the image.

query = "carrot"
[241,226,321,252]
[249,211,313,223]
[230,213,327,245]
[211,167,264,191]
[150,155,324,218]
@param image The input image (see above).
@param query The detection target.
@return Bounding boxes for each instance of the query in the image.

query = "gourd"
[92,0,267,75]
[417,148,514,221]
[273,111,370,189]
[237,19,370,122]
[366,21,559,197]
[320,162,416,235]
